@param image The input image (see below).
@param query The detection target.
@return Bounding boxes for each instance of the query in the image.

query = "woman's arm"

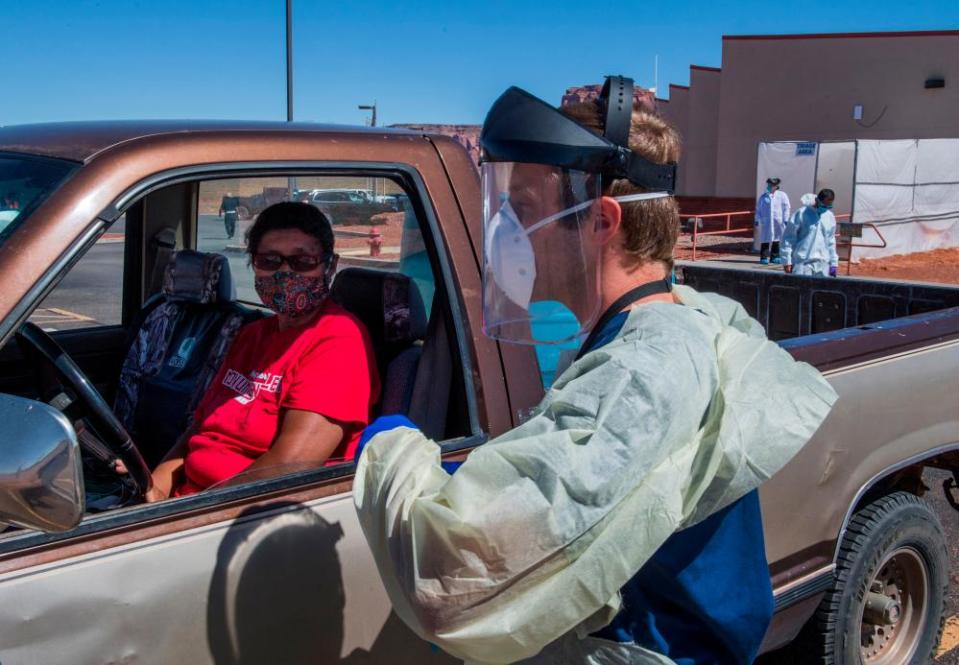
[241,408,345,474]
[145,426,194,502]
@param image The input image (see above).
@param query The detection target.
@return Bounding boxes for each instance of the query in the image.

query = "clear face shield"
[482,162,670,345]
[482,162,602,345]
[479,78,677,345]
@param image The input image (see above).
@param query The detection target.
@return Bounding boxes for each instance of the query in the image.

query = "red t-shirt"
[175,301,380,495]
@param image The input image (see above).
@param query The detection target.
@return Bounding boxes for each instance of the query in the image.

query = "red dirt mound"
[849,248,959,285]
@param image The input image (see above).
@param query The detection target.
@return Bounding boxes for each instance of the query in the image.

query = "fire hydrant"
[367,226,383,257]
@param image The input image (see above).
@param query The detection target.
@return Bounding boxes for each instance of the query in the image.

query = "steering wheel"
[15,322,152,502]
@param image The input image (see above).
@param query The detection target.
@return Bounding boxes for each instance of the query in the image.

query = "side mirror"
[0,393,84,532]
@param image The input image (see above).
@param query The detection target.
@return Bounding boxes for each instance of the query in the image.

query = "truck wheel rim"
[859,546,928,664]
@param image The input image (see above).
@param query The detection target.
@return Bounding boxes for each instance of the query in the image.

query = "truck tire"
[801,491,948,664]
[236,205,251,221]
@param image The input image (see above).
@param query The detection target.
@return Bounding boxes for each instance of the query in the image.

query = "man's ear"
[596,196,623,245]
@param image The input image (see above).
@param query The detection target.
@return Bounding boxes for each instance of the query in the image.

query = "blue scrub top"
[587,312,774,665]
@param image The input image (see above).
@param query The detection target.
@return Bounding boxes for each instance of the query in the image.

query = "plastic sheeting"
[853,139,959,260]
[756,139,959,260]
[814,142,855,218]
[754,142,817,250]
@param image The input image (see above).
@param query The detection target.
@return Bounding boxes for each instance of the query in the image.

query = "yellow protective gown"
[353,285,838,664]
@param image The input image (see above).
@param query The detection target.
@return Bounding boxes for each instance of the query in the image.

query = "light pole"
[358,103,377,195]
[286,0,295,195]
[358,102,377,127]
[286,0,293,122]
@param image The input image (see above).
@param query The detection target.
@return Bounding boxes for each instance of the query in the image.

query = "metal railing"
[679,210,754,261]
[836,219,887,275]
[678,211,884,267]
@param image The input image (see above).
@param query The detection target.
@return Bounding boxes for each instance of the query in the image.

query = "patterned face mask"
[254,270,329,318]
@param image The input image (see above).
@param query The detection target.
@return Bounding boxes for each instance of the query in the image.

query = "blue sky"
[3,0,958,127]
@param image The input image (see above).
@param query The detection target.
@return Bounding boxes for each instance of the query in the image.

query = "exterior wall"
[660,85,691,194]
[714,32,959,197]
[684,66,722,196]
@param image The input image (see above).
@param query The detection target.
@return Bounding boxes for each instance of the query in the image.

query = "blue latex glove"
[829,265,838,277]
[355,414,417,463]
[354,414,464,475]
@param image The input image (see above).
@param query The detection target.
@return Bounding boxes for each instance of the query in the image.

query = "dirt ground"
[333,212,405,256]
[847,248,959,285]
[674,232,753,261]
[674,231,959,286]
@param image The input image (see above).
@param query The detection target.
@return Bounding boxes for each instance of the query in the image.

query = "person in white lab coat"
[754,177,790,264]
[782,190,839,277]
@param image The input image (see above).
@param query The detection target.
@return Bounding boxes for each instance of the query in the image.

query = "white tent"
[756,139,959,261]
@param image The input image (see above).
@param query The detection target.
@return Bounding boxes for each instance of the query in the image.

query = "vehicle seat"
[114,250,262,467]
[331,268,428,419]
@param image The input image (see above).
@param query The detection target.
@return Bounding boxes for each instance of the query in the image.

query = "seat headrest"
[331,268,427,347]
[162,250,236,304]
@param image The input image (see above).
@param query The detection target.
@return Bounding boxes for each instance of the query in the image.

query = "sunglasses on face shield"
[251,252,329,272]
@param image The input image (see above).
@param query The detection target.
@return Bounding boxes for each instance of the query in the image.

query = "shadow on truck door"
[207,502,455,665]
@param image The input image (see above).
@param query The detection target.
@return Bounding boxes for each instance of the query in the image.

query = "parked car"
[233,186,289,219]
[0,121,958,664]
[307,188,394,225]
[375,192,410,212]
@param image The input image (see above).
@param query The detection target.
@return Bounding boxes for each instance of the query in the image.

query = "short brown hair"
[561,102,681,270]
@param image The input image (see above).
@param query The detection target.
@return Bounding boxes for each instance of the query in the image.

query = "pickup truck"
[0,122,957,665]
[233,186,290,219]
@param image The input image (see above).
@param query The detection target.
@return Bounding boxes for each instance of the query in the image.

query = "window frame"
[0,160,485,556]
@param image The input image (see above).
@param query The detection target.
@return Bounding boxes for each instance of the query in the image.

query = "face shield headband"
[479,76,677,193]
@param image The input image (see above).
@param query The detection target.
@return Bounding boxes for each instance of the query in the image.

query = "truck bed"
[677,261,959,652]
[676,262,959,344]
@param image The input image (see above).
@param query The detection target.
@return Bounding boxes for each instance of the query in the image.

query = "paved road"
[196,213,258,302]
[33,241,125,330]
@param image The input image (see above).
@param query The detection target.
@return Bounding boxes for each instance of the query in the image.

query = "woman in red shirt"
[146,202,380,501]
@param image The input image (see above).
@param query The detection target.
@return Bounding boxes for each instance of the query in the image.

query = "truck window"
[27,213,126,331]
[196,177,433,315]
[157,172,461,479]
[0,168,475,548]
[0,153,77,243]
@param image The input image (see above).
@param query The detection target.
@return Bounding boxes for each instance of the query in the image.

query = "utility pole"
[357,102,378,197]
[286,0,293,122]
[654,54,659,96]
[286,0,295,196]
[358,102,377,127]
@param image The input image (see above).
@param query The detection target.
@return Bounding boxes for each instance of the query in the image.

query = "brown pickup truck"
[0,122,957,665]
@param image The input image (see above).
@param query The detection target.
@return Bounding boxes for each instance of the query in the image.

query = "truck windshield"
[0,153,78,244]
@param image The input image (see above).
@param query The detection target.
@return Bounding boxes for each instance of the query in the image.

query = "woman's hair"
[560,101,682,270]
[246,201,335,256]
[818,189,836,203]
